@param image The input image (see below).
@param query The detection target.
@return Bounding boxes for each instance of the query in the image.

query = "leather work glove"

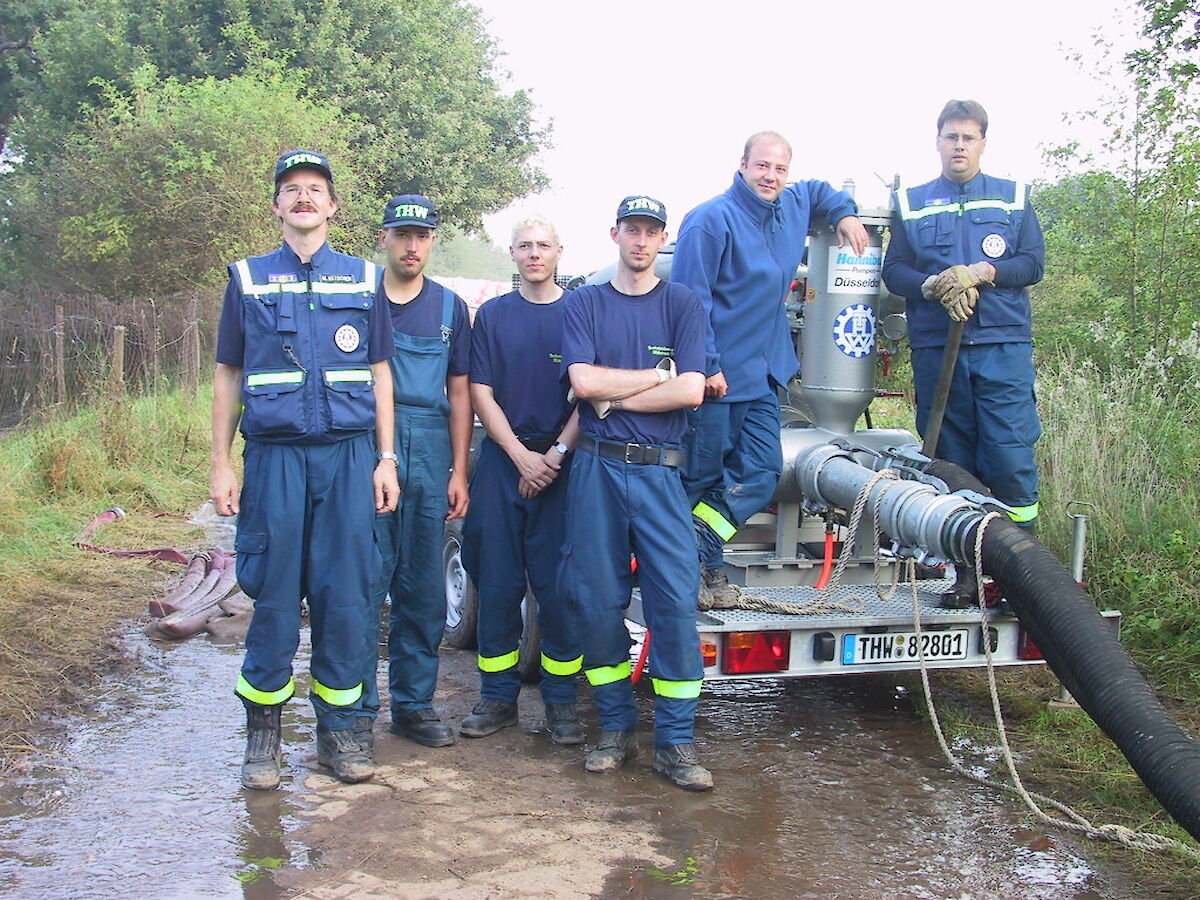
[931,263,993,300]
[921,274,940,301]
[941,286,979,322]
[656,356,676,381]
[592,398,613,419]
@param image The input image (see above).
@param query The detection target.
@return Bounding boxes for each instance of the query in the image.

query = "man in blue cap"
[562,195,712,790]
[365,194,473,749]
[211,150,399,789]
[672,133,867,604]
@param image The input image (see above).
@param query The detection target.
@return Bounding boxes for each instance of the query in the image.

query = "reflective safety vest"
[892,174,1039,349]
[232,243,379,443]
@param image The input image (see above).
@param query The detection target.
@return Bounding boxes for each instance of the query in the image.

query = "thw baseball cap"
[382,194,439,229]
[274,150,334,185]
[615,195,667,226]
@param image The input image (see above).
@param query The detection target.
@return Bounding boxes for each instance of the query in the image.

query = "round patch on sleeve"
[334,324,361,353]
[981,233,1007,259]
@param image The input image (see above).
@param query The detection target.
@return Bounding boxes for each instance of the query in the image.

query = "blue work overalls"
[231,246,380,731]
[365,287,454,718]
[563,446,703,747]
[462,438,580,705]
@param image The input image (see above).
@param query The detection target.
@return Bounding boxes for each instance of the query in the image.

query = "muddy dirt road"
[0,616,1157,900]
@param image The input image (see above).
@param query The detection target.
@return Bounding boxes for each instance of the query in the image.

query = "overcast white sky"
[476,0,1137,272]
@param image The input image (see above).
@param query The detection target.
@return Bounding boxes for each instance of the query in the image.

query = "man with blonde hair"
[458,215,584,742]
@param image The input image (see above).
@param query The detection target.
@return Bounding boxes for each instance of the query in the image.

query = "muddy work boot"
[390,708,455,747]
[353,716,375,759]
[702,568,742,607]
[241,702,283,790]
[651,743,714,792]
[585,730,639,773]
[939,566,979,609]
[459,698,519,738]
[316,726,374,783]
[545,703,585,746]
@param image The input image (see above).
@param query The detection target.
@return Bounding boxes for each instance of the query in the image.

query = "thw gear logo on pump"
[832,304,875,358]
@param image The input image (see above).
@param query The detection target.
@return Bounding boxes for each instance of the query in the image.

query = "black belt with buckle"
[518,435,556,454]
[578,434,686,468]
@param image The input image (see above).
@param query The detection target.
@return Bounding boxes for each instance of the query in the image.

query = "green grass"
[0,385,215,760]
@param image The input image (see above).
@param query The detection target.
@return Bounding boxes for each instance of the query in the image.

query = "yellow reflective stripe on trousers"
[236,673,295,705]
[585,661,631,687]
[478,650,519,672]
[310,677,363,707]
[247,371,304,387]
[542,654,583,677]
[651,678,703,699]
[693,501,737,542]
[324,369,373,383]
[1008,502,1039,523]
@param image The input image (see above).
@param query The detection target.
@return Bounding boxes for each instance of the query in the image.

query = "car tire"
[517,590,542,683]
[442,519,478,649]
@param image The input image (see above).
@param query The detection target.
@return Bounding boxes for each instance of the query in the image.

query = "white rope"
[908,512,1200,860]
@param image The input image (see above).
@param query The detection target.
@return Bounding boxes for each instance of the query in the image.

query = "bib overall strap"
[440,286,454,344]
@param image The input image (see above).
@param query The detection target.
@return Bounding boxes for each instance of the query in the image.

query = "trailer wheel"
[517,591,542,683]
[442,519,478,649]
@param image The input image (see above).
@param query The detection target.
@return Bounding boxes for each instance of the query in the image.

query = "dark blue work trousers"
[683,391,783,568]
[912,342,1041,512]
[562,448,703,747]
[462,439,580,705]
[235,435,378,730]
[365,406,451,717]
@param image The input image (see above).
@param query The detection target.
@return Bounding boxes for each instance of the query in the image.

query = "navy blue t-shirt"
[471,290,573,437]
[214,247,391,366]
[379,276,471,376]
[561,280,706,446]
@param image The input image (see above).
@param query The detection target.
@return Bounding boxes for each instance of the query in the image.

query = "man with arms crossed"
[562,196,710,790]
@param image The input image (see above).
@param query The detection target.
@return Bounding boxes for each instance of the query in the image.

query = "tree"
[5,0,548,230]
[1,65,375,300]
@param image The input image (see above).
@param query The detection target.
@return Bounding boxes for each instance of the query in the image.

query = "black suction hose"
[926,458,1200,842]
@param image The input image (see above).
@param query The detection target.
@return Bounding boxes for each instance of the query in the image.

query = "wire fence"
[0,287,219,429]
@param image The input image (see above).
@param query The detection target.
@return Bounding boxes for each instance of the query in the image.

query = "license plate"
[841,629,969,665]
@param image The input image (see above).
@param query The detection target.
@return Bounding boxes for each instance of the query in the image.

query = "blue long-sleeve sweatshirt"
[671,173,857,402]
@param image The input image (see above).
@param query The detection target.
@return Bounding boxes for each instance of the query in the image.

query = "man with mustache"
[364,194,473,750]
[883,99,1045,607]
[211,150,399,789]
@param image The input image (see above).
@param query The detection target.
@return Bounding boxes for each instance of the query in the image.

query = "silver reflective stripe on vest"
[247,371,304,387]
[235,259,375,295]
[897,181,1027,221]
[324,369,373,383]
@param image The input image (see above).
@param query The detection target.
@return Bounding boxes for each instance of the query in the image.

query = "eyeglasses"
[279,184,328,198]
[938,133,982,145]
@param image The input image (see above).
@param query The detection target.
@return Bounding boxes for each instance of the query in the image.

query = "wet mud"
[0,622,1155,899]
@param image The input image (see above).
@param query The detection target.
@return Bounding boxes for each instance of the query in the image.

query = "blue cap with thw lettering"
[615,195,667,226]
[274,150,334,185]
[382,194,439,229]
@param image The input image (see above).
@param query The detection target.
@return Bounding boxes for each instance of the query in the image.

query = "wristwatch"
[553,441,570,456]
[378,451,399,463]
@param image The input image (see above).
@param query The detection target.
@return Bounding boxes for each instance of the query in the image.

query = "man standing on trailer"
[562,196,710,790]
[458,215,584,743]
[211,150,399,789]
[672,131,868,603]
[882,99,1044,607]
[365,194,473,749]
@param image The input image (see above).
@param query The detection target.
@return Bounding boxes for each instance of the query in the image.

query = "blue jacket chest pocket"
[323,368,376,433]
[968,208,1016,260]
[242,370,307,438]
[317,291,374,353]
[916,215,956,258]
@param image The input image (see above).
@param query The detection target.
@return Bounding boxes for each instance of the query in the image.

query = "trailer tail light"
[1018,630,1044,660]
[722,631,790,674]
[701,641,718,668]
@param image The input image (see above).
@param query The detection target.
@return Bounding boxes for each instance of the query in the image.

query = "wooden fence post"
[186,296,200,399]
[110,325,126,399]
[54,305,66,406]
